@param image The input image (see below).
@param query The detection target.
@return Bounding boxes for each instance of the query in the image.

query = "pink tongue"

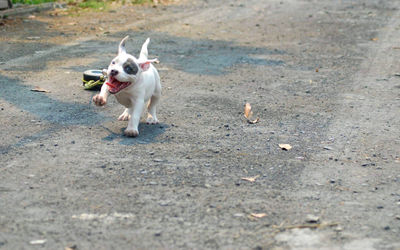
[106,76,121,92]
[106,82,115,88]
[106,78,130,93]
[106,81,117,89]
[106,82,122,93]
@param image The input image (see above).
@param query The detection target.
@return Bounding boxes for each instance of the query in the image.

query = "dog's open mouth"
[106,76,131,94]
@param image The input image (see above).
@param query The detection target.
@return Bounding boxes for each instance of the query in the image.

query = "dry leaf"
[241,175,260,182]
[251,213,267,218]
[244,103,253,119]
[244,103,260,124]
[64,245,77,250]
[279,144,292,151]
[31,87,50,93]
[371,37,378,41]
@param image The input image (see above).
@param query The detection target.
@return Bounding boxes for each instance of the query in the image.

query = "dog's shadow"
[102,123,168,145]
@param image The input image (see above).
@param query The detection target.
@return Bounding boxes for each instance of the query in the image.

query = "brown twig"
[273,222,338,230]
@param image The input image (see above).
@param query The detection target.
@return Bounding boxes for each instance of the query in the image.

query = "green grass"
[11,0,155,9]
[12,0,55,4]
[76,0,106,9]
[131,0,152,3]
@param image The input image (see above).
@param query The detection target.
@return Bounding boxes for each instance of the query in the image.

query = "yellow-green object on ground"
[82,77,104,90]
[82,69,105,90]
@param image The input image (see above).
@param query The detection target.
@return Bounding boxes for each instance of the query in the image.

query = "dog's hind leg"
[146,95,159,124]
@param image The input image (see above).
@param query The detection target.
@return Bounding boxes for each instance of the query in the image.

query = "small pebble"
[29,239,46,245]
[334,226,343,232]
[158,201,170,206]
[305,214,320,223]
[26,36,41,40]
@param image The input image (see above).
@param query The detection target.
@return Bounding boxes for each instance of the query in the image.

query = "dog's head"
[105,36,157,94]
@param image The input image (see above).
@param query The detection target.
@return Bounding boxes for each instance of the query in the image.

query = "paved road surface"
[0,0,399,249]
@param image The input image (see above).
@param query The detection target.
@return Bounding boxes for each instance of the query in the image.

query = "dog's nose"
[110,69,119,76]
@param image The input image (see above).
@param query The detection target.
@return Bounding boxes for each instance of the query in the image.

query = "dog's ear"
[118,36,129,55]
[138,58,158,72]
[139,38,150,61]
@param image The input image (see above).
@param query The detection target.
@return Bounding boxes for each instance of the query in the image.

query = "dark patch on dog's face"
[123,58,139,75]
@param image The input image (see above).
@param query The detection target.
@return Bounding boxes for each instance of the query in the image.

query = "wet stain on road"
[0,75,107,126]
[13,31,286,76]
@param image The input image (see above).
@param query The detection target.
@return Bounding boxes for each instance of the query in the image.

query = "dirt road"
[0,0,399,249]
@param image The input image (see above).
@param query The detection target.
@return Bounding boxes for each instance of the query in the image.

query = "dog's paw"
[118,112,131,121]
[93,94,107,106]
[146,116,159,125]
[124,128,139,137]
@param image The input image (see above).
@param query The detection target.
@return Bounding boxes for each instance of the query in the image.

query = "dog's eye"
[112,61,115,65]
[123,59,138,75]
[123,64,138,75]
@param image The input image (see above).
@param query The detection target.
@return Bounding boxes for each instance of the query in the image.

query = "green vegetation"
[11,0,156,9]
[12,0,55,5]
[76,0,107,9]
[131,0,152,4]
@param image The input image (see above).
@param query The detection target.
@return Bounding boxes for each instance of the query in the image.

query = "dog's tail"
[139,38,150,61]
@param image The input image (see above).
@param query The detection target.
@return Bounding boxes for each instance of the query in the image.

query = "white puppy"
[93,36,161,137]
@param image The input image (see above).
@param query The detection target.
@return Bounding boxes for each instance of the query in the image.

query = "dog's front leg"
[124,98,145,137]
[93,82,109,106]
[118,108,132,121]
